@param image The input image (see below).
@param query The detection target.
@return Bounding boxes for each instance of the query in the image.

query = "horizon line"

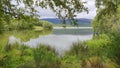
[40,17,93,19]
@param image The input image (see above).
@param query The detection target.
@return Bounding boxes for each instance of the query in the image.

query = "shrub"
[0,43,33,68]
[34,20,53,30]
[84,56,104,68]
[106,22,120,64]
[86,34,110,57]
[61,55,81,68]
[84,56,117,68]
[66,41,88,57]
[9,19,34,30]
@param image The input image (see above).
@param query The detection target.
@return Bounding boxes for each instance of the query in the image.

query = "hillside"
[41,18,92,27]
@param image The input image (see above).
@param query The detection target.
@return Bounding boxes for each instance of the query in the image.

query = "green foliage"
[61,55,81,68]
[0,32,120,68]
[93,0,120,65]
[3,0,120,67]
[9,19,33,30]
[93,0,120,36]
[0,22,3,33]
[95,0,119,15]
[0,0,88,28]
[0,43,60,68]
[0,15,53,31]
[32,45,60,68]
[34,20,53,30]
[104,22,120,64]
[86,36,110,57]
[0,0,87,32]
[0,43,33,68]
[84,56,117,68]
[66,42,88,59]
[92,14,120,35]
[84,56,104,68]
[62,38,118,68]
[66,35,110,58]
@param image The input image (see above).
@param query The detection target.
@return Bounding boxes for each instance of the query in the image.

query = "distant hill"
[41,18,92,27]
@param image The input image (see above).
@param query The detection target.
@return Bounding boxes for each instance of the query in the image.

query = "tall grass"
[0,30,120,68]
[62,35,118,68]
[0,38,119,68]
[32,45,60,68]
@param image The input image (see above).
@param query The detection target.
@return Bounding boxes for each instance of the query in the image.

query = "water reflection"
[8,28,93,56]
[23,34,92,56]
[53,29,92,35]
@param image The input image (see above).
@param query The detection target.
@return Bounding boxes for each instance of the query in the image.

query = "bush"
[34,20,53,30]
[0,22,3,33]
[61,55,81,68]
[66,41,88,58]
[9,19,34,30]
[0,43,33,68]
[86,34,110,57]
[106,22,120,64]
[18,45,60,68]
[84,56,104,68]
[62,40,118,68]
[84,56,117,68]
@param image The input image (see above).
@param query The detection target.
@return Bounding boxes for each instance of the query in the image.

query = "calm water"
[8,28,93,56]
[53,28,92,35]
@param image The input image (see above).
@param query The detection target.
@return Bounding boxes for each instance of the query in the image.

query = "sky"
[12,0,97,19]
[39,0,97,19]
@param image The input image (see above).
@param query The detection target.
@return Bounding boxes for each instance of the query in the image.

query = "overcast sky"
[39,0,97,19]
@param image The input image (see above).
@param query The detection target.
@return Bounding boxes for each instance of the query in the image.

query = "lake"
[8,27,93,56]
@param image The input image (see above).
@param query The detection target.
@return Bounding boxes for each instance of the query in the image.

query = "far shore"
[53,27,93,29]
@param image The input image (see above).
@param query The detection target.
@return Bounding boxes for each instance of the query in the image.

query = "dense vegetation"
[0,15,53,32]
[0,34,119,68]
[0,0,120,68]
[0,0,87,29]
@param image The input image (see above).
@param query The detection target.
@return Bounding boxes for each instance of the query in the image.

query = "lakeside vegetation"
[0,0,120,68]
[0,34,119,68]
[0,15,53,32]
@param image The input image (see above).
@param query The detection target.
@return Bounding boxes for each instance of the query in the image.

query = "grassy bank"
[0,34,120,68]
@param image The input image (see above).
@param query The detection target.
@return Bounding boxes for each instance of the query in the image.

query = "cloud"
[38,7,57,18]
[38,0,97,19]
[76,0,97,19]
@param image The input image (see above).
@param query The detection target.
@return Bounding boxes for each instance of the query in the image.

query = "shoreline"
[53,27,93,29]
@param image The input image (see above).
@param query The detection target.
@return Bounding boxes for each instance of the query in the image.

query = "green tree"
[92,0,120,36]
[92,1,120,64]
[0,0,88,32]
